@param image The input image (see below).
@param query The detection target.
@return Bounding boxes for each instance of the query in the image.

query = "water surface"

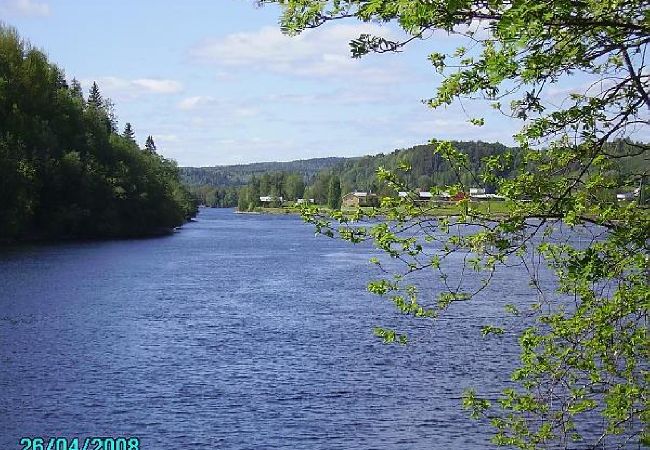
[1,208,533,449]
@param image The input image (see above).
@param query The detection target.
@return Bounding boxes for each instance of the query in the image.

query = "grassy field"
[252,200,514,218]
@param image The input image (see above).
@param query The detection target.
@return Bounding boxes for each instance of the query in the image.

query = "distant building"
[342,192,379,207]
[472,193,506,201]
[260,196,283,203]
[398,191,435,202]
[296,198,315,204]
[469,187,486,196]
[616,191,637,201]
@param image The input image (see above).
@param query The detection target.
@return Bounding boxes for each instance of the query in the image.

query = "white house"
[260,196,284,203]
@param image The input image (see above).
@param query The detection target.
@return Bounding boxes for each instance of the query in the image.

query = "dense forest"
[180,157,348,207]
[180,157,348,187]
[0,26,196,241]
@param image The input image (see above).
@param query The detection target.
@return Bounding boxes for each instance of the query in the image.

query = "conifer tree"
[70,78,83,101]
[144,135,157,154]
[122,122,135,143]
[87,81,102,108]
[103,98,118,133]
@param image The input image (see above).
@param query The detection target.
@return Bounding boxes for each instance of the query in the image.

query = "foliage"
[144,135,157,154]
[181,157,346,208]
[327,174,342,209]
[325,140,519,195]
[0,25,196,241]
[261,0,649,448]
[180,157,346,188]
[180,141,524,208]
[237,176,262,211]
[122,122,135,143]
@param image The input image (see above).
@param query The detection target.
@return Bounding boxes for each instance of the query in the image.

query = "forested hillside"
[327,140,516,194]
[0,26,196,241]
[187,141,519,208]
[189,139,646,210]
[180,157,348,187]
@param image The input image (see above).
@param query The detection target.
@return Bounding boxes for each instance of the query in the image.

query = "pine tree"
[103,98,118,133]
[70,78,84,101]
[87,81,102,107]
[54,68,68,89]
[144,135,157,154]
[122,123,135,142]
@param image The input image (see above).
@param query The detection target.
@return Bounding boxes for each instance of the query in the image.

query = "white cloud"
[177,95,216,111]
[177,96,259,117]
[82,77,183,100]
[0,0,50,17]
[132,78,183,94]
[234,107,260,117]
[190,24,401,82]
[154,134,179,143]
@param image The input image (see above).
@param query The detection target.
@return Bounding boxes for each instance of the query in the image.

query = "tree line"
[184,141,519,209]
[187,139,646,210]
[0,25,196,241]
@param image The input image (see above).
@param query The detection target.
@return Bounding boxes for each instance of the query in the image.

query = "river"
[1,208,535,449]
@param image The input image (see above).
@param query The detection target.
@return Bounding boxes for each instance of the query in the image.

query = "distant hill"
[181,139,647,208]
[329,141,515,194]
[180,157,351,187]
[180,141,516,207]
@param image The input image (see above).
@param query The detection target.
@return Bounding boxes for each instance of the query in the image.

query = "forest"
[183,141,518,209]
[0,25,197,241]
[185,139,646,210]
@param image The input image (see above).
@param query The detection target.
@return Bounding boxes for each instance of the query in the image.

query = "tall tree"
[103,98,118,133]
[69,78,84,101]
[327,175,341,209]
[284,172,305,201]
[87,81,102,108]
[144,135,157,154]
[122,122,135,143]
[264,1,649,448]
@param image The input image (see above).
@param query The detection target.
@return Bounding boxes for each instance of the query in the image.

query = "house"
[260,196,284,203]
[469,187,486,196]
[398,191,434,203]
[616,191,637,201]
[296,198,315,204]
[342,192,379,207]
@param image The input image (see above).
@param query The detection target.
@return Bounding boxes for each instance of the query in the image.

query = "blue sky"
[1,0,543,165]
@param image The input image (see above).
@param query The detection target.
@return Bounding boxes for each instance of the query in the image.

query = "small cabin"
[342,192,379,207]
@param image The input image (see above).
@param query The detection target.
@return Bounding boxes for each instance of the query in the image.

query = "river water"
[1,208,538,449]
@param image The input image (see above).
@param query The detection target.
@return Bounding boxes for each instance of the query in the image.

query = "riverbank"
[0,224,189,247]
[234,200,513,218]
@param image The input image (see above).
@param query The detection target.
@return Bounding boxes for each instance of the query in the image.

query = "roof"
[344,192,376,198]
